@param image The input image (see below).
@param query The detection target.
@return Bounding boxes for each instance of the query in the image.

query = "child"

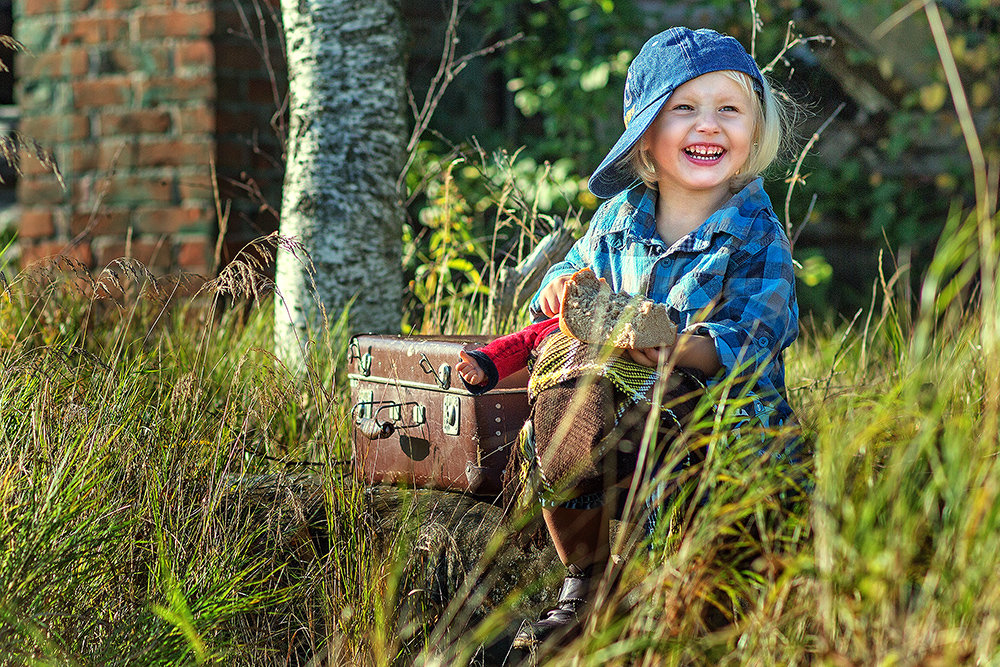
[465,26,800,649]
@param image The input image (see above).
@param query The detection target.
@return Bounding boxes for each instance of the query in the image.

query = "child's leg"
[513,377,618,650]
[511,504,610,650]
[542,505,610,572]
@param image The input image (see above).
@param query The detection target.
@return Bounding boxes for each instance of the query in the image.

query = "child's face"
[640,71,756,199]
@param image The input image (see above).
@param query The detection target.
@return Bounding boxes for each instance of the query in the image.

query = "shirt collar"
[594,177,774,248]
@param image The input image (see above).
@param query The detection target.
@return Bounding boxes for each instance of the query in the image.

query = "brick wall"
[13,0,286,275]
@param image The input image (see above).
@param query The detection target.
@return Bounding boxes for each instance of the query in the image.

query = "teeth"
[686,146,724,159]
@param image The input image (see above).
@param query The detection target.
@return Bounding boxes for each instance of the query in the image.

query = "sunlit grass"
[2,194,1000,665]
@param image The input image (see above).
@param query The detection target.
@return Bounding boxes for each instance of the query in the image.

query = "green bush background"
[402,0,999,320]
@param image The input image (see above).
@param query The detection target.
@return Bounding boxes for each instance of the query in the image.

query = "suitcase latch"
[419,355,451,390]
[412,404,426,425]
[348,339,373,376]
[442,395,460,435]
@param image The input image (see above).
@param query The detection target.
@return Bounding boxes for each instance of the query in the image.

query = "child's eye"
[673,103,694,111]
[720,105,741,113]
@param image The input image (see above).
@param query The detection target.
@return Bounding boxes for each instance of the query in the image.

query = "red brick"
[82,141,172,170]
[95,238,171,269]
[20,152,59,177]
[96,0,169,8]
[176,105,214,134]
[96,0,144,9]
[18,176,67,205]
[20,114,90,142]
[141,76,214,104]
[175,39,214,69]
[18,209,56,239]
[134,206,212,234]
[176,238,211,270]
[98,46,171,75]
[20,50,89,79]
[17,142,66,178]
[177,172,214,201]
[100,176,174,206]
[62,17,129,45]
[66,145,96,172]
[22,0,63,15]
[134,140,212,168]
[137,11,214,40]
[73,77,132,107]
[70,208,131,236]
[100,110,172,135]
[70,143,134,172]
[20,241,93,268]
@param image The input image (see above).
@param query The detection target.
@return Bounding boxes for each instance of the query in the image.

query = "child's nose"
[695,110,721,133]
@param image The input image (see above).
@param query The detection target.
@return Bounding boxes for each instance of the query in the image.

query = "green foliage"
[409,0,999,314]
[4,2,1000,662]
[0,261,365,664]
[471,0,644,167]
[403,158,490,335]
[403,143,587,334]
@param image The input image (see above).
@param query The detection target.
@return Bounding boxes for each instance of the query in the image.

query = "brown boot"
[512,564,592,650]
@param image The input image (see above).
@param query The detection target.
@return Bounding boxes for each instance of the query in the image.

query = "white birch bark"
[275,0,406,369]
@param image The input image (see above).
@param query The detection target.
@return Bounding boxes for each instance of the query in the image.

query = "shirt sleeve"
[690,238,798,378]
[527,223,599,321]
[462,318,560,393]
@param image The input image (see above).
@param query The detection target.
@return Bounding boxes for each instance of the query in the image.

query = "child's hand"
[538,274,572,317]
[457,351,486,386]
[626,346,669,367]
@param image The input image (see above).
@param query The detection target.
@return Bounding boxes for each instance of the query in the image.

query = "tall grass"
[3,196,999,665]
[0,253,372,665]
[3,16,1000,660]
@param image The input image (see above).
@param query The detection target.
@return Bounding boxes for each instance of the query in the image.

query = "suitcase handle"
[352,400,426,439]
[356,417,395,439]
[419,354,451,390]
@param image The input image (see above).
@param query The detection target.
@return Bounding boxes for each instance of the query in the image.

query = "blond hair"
[620,70,794,191]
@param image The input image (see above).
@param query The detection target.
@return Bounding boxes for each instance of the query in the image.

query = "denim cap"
[588,27,765,199]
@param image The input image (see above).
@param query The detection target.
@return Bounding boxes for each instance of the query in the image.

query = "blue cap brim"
[587,92,669,200]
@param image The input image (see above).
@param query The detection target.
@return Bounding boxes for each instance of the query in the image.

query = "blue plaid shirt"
[529,177,798,422]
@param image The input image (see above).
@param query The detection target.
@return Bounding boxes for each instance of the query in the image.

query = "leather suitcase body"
[347,334,530,497]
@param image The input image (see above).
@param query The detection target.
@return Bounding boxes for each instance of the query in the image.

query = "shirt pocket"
[668,269,724,315]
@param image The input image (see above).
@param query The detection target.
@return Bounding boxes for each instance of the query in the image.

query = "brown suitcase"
[347,334,530,498]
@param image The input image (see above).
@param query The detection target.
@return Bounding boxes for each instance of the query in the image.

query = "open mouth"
[684,145,726,162]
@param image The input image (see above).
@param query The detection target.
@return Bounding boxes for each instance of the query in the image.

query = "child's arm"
[696,243,798,376]
[627,332,721,375]
[457,318,560,394]
[528,221,600,320]
[535,274,572,317]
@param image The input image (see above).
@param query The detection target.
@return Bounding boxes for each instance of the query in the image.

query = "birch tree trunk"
[275,0,406,369]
